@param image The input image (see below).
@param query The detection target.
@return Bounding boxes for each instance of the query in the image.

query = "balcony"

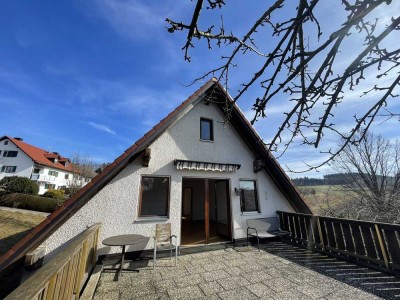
[5,213,400,299]
[30,174,56,182]
[91,242,400,299]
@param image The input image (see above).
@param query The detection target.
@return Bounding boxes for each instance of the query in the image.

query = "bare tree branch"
[167,0,400,171]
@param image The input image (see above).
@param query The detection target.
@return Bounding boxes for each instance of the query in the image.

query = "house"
[0,136,90,194]
[0,79,311,272]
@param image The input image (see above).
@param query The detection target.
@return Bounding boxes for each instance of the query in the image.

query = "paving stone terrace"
[93,242,400,300]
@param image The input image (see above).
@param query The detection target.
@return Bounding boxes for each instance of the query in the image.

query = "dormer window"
[200,118,213,141]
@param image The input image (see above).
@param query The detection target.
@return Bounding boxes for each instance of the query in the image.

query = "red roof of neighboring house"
[0,136,73,172]
[0,79,312,274]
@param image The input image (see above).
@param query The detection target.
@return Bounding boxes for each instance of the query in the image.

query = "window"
[48,170,59,177]
[45,183,56,189]
[139,176,170,217]
[1,166,17,173]
[239,180,259,212]
[65,174,69,179]
[3,151,18,157]
[200,118,213,141]
[4,141,8,145]
[33,168,40,173]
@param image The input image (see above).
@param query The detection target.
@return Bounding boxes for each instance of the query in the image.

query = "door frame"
[181,176,233,245]
[213,179,232,240]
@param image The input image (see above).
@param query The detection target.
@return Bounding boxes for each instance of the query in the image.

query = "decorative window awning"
[174,159,241,173]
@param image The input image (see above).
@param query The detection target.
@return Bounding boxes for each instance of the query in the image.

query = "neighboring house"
[0,136,90,194]
[0,79,311,271]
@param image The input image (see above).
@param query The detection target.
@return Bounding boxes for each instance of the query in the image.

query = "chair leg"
[247,234,249,247]
[153,245,156,270]
[170,247,172,260]
[175,245,178,266]
[257,237,260,251]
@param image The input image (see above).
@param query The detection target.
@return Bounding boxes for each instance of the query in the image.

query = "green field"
[296,185,353,215]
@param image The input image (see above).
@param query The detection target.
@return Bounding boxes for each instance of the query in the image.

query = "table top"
[102,234,146,246]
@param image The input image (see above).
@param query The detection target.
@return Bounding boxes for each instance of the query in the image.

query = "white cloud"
[97,0,161,38]
[90,0,190,40]
[88,122,116,135]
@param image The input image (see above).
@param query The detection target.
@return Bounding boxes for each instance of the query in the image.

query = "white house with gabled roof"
[0,79,312,272]
[0,136,91,194]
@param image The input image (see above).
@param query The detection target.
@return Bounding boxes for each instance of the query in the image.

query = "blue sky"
[1,1,399,178]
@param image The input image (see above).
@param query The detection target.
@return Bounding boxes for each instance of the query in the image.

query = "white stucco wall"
[43,99,295,257]
[0,139,34,180]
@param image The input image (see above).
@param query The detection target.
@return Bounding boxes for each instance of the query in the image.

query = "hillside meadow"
[296,185,353,215]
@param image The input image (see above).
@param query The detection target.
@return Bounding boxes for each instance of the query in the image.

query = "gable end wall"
[43,101,295,257]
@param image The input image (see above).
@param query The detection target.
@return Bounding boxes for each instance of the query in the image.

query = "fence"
[6,223,101,300]
[277,211,400,274]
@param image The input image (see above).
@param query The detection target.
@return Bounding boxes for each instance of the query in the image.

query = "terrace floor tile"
[93,242,397,300]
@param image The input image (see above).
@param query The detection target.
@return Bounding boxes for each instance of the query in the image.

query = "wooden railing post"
[374,224,389,269]
[316,216,325,250]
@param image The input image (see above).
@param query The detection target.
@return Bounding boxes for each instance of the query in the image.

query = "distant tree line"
[293,174,357,186]
[292,173,396,187]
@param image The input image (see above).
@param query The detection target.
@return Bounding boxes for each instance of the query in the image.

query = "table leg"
[119,245,126,276]
[102,245,140,281]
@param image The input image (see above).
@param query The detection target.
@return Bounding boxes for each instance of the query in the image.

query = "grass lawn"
[297,185,353,214]
[0,208,47,256]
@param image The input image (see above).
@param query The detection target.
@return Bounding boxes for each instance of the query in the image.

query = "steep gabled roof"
[0,79,311,272]
[0,136,73,172]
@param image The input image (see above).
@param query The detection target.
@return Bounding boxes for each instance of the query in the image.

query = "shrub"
[0,176,38,195]
[0,193,64,213]
[42,189,65,199]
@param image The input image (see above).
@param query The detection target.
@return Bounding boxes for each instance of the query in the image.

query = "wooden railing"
[277,211,400,274]
[6,223,101,300]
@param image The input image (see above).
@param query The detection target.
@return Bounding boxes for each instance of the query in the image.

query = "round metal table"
[102,234,146,278]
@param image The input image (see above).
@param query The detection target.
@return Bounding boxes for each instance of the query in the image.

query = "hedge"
[0,176,39,195]
[0,192,65,213]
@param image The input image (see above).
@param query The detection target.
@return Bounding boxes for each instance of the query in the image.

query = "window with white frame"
[48,170,59,177]
[1,166,17,173]
[3,151,18,157]
[45,183,56,189]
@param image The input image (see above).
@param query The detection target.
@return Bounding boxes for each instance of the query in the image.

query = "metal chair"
[153,223,178,269]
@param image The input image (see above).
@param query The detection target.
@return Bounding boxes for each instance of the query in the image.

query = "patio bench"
[246,217,290,251]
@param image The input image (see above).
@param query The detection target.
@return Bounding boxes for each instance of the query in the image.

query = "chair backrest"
[156,223,171,243]
[246,217,280,232]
